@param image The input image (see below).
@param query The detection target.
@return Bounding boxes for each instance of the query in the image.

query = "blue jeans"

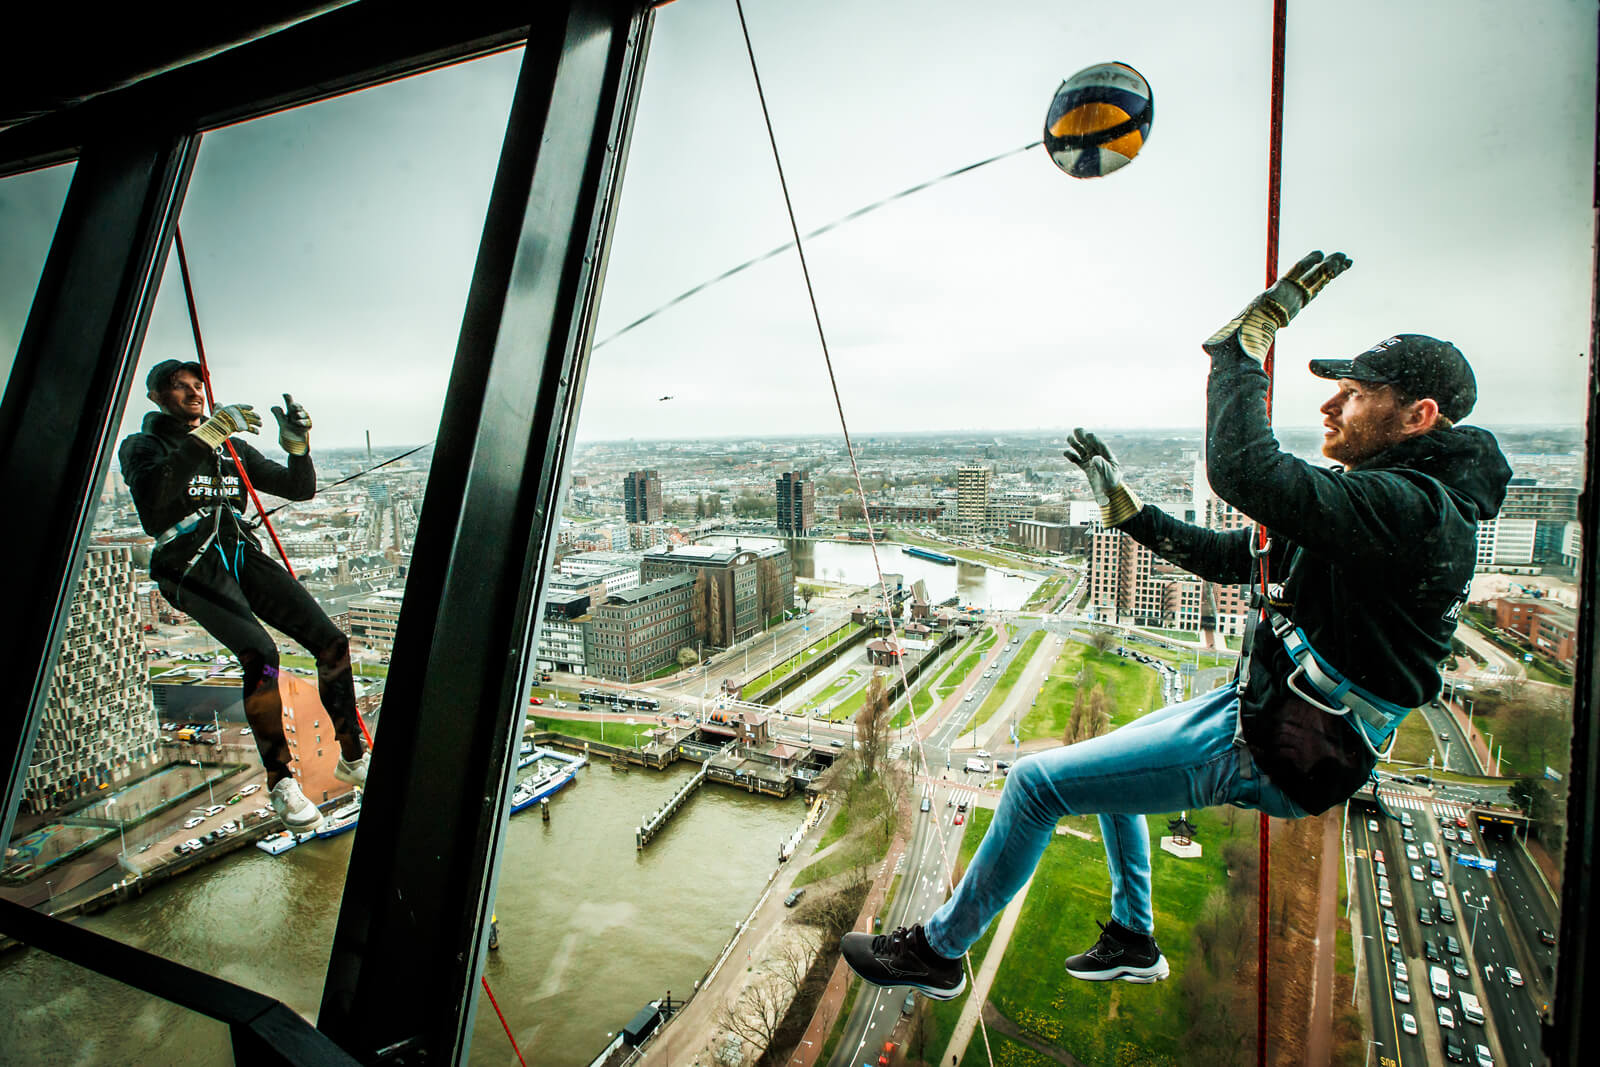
[924,682,1308,959]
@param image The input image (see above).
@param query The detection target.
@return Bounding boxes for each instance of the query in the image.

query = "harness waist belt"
[1270,611,1415,757]
[153,507,244,551]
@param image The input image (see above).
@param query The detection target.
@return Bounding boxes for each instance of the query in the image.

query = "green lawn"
[1024,577,1066,611]
[926,807,1002,1056]
[1140,627,1199,642]
[979,808,1244,1066]
[976,626,1002,654]
[1131,641,1234,671]
[894,530,1035,571]
[279,653,389,679]
[526,715,654,747]
[973,631,1047,731]
[1019,644,1162,744]
[1386,707,1439,766]
[743,622,861,693]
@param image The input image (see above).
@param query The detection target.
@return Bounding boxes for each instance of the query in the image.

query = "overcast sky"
[2,0,1594,451]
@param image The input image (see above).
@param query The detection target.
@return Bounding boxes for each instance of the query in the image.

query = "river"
[0,762,802,1066]
[700,535,1041,611]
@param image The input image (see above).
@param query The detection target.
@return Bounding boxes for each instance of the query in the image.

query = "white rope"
[731,4,998,1064]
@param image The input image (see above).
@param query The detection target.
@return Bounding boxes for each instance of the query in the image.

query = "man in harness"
[119,360,370,832]
[842,252,1510,998]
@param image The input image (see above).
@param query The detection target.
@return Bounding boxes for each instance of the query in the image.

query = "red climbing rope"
[481,974,528,1067]
[172,226,375,750]
[1256,3,1289,1065]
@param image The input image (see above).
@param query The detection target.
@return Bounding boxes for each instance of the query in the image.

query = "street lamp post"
[1352,933,1374,1005]
[1460,890,1489,949]
[107,796,126,857]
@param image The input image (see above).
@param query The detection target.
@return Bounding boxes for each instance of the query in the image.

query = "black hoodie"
[1118,345,1511,814]
[118,411,315,556]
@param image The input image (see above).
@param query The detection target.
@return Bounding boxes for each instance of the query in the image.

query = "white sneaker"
[270,777,324,832]
[334,752,369,789]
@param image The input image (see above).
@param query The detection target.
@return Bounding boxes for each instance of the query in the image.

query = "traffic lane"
[1477,835,1559,987]
[1354,819,1416,1066]
[1454,863,1543,1066]
[1419,702,1478,775]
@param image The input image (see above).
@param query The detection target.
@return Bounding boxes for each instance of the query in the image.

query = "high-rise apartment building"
[623,469,662,524]
[775,471,815,535]
[956,465,990,524]
[23,545,159,813]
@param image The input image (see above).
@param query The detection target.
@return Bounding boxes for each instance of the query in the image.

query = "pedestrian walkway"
[1376,789,1469,821]
[940,872,1036,1066]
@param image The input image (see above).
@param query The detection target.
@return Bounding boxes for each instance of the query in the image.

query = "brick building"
[583,573,696,682]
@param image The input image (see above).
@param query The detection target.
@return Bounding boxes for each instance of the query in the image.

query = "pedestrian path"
[1376,789,1469,820]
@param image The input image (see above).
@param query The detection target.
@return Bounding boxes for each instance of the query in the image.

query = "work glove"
[1204,250,1353,363]
[190,403,261,450]
[1064,428,1142,527]
[271,394,312,456]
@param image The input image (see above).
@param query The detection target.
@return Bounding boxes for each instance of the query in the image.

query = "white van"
[964,758,990,774]
[1458,990,1483,1024]
[1430,965,1452,1001]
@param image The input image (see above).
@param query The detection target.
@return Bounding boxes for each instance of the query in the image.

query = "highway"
[828,781,969,1067]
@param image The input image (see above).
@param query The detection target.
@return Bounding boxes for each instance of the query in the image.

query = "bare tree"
[764,928,822,996]
[713,975,789,1060]
[798,583,821,612]
[855,675,891,780]
[1087,627,1115,654]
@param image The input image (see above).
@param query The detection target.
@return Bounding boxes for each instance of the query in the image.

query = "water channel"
[700,535,1041,611]
[0,762,802,1066]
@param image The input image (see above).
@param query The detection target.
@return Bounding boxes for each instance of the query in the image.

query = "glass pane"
[0,48,522,1046]
[514,3,1590,1067]
[0,947,233,1066]
[0,161,75,392]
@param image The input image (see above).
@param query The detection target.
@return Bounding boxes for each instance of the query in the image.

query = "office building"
[583,573,696,682]
[641,543,794,647]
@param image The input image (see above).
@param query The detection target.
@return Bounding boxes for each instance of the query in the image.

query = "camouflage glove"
[1205,250,1353,363]
[270,393,312,456]
[190,403,261,450]
[1064,428,1142,527]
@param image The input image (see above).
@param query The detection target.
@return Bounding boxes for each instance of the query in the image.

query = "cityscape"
[0,422,1583,1066]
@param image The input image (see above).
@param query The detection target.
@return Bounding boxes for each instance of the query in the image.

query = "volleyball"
[1044,62,1154,179]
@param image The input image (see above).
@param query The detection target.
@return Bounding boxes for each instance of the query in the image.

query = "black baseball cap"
[1308,334,1477,422]
[145,359,204,394]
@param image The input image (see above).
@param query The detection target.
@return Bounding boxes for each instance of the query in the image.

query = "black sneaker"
[1064,919,1170,983]
[840,924,966,1000]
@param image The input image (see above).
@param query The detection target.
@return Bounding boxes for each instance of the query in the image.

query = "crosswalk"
[1376,789,1469,820]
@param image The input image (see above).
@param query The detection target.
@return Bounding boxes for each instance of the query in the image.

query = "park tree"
[713,974,788,1060]
[838,499,865,522]
[798,583,821,612]
[1088,626,1116,654]
[855,675,892,780]
[676,646,698,669]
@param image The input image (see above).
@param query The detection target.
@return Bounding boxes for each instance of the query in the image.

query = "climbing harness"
[1273,614,1411,760]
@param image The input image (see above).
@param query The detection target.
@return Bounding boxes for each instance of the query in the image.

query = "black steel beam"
[0,130,197,859]
[0,898,360,1066]
[1550,18,1600,1064]
[0,2,536,179]
[318,1,652,1061]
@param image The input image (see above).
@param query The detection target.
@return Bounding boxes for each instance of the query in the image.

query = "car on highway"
[1505,967,1524,987]
[1443,828,1459,842]
[203,805,225,818]
[1394,980,1411,1004]
[1395,960,1409,982]
[1384,925,1400,944]
[1375,860,1387,876]
[528,696,543,705]
[1411,865,1426,881]
[1474,1044,1493,1067]
[1443,1032,1466,1063]
[829,739,844,748]
[921,796,932,812]
[1538,928,1557,945]
[239,727,252,736]
[1367,818,1379,832]
[1438,1005,1456,1029]
[1418,904,1434,925]
[1430,859,1445,877]
[183,837,203,852]
[1406,844,1420,860]
[965,692,976,701]
[183,816,204,829]
[240,783,261,796]
[1401,1012,1418,1036]
[1423,841,1437,858]
[1379,889,1393,908]
[1377,875,1390,892]
[1389,945,1404,966]
[1444,935,1461,956]
[954,811,965,826]
[1402,828,1416,843]
[1373,849,1385,863]
[577,703,592,711]
[1438,903,1455,924]
[1455,816,1470,828]
[1451,956,1469,979]
[1432,880,1448,900]
[1424,939,1442,962]
[902,991,916,1016]
[1383,908,1397,928]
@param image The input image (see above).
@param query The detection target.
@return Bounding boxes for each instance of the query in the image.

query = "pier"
[635,740,735,849]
